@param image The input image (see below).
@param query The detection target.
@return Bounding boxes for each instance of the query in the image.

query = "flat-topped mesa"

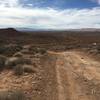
[0,28,21,37]
[0,28,17,33]
[6,28,17,31]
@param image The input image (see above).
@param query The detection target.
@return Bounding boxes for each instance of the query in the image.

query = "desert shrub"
[23,65,35,73]
[0,90,26,100]
[0,91,9,100]
[14,64,24,75]
[13,52,23,57]
[20,49,30,54]
[0,55,6,70]
[22,58,32,65]
[97,47,100,51]
[9,90,26,100]
[29,47,39,54]
[14,64,35,75]
[96,46,100,53]
[0,46,5,54]
[6,57,32,69]
[29,47,47,55]
[5,57,19,69]
[39,48,47,54]
[0,45,22,56]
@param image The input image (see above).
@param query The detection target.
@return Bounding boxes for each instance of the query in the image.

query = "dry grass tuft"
[14,64,24,76]
[29,47,47,55]
[13,52,23,57]
[6,57,32,69]
[0,90,26,100]
[23,65,35,73]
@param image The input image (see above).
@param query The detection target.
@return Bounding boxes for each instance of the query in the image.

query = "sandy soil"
[48,50,100,100]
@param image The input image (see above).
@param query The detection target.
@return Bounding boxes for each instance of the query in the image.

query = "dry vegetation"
[0,29,48,99]
[0,90,26,100]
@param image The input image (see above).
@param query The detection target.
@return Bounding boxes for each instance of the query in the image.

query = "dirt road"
[47,51,100,100]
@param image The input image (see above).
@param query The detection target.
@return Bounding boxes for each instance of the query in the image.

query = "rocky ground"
[48,50,100,100]
[1,46,100,100]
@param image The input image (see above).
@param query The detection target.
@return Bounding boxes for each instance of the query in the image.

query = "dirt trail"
[48,51,100,100]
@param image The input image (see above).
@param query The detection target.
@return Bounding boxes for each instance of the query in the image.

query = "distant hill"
[0,28,100,45]
[0,28,17,32]
[16,27,100,32]
[68,28,100,32]
[0,28,27,38]
[0,28,16,32]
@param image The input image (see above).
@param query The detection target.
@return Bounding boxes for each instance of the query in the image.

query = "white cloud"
[0,0,20,7]
[0,0,100,29]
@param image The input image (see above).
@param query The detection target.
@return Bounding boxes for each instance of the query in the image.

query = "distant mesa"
[6,28,17,31]
[0,28,18,33]
[0,28,20,37]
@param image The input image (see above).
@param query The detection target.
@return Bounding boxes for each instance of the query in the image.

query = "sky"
[0,0,100,30]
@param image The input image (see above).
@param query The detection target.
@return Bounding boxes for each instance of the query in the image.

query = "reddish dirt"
[0,50,100,100]
[48,50,100,100]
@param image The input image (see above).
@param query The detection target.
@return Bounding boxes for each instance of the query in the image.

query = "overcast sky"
[0,0,100,29]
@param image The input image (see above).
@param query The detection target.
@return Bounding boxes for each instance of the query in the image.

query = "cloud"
[0,0,100,29]
[0,0,20,7]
